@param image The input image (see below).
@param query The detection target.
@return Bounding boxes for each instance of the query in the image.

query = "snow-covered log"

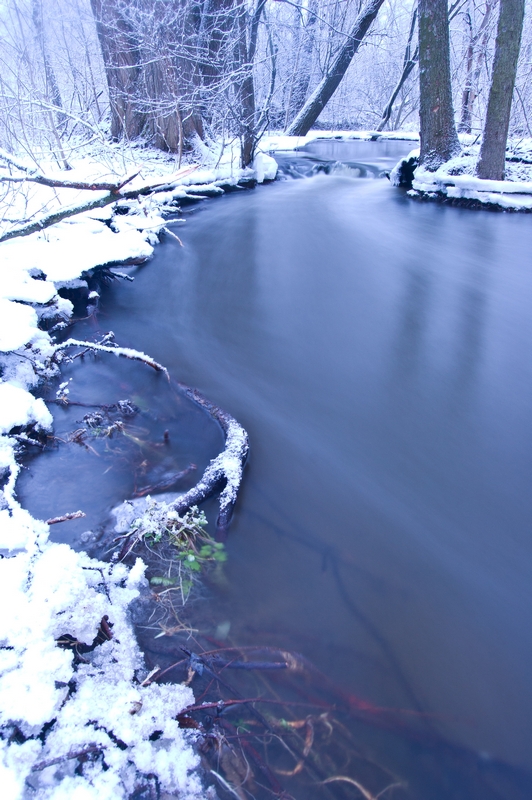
[172,387,249,539]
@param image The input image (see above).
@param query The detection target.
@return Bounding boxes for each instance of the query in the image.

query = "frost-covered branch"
[0,169,140,193]
[54,338,170,378]
[0,191,119,243]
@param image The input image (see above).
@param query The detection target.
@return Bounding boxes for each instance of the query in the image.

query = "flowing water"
[19,140,532,797]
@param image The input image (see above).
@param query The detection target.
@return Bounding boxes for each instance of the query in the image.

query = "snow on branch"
[54,337,170,378]
[0,161,200,243]
[0,192,119,243]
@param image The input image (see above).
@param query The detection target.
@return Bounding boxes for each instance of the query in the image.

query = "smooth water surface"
[20,143,532,793]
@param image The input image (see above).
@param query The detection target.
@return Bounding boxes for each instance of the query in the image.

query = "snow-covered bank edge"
[0,149,277,799]
[261,128,421,153]
[390,143,532,212]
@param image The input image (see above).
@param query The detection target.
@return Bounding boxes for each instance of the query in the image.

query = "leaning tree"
[286,0,387,136]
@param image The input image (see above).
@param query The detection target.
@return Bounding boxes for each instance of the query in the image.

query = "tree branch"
[54,338,170,378]
[0,165,199,244]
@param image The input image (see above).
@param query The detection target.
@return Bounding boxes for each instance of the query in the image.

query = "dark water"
[19,141,532,795]
[20,360,222,545]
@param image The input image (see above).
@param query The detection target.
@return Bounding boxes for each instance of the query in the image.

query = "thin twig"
[46,510,86,525]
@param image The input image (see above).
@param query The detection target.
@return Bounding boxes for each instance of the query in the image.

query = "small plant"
[130,499,226,591]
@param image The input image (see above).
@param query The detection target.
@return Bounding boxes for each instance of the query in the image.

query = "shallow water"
[20,141,532,795]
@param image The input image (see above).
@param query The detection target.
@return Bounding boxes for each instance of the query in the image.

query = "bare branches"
[0,164,140,193]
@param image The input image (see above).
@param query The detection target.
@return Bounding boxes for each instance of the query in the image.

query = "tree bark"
[286,0,386,137]
[477,0,525,180]
[418,0,460,169]
[285,0,318,127]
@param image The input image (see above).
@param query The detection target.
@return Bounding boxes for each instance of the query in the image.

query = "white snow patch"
[0,300,40,352]
[0,144,248,799]
[393,141,532,210]
[252,152,278,183]
[0,382,52,434]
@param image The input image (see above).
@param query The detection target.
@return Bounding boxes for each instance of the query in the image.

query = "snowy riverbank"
[0,142,276,799]
[389,139,532,211]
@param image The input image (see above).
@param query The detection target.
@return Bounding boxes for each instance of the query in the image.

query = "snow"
[252,152,278,183]
[0,135,278,798]
[0,383,52,434]
[391,140,532,211]
[260,129,421,153]
[0,300,40,352]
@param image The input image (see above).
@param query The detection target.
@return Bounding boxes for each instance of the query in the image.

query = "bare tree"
[89,0,144,141]
[477,0,525,179]
[283,0,318,127]
[377,3,418,131]
[232,0,267,165]
[286,0,387,136]
[418,0,460,169]
[457,0,497,134]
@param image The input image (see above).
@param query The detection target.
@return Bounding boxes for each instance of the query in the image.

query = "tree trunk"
[477,0,524,180]
[286,0,386,137]
[31,0,66,131]
[418,0,460,169]
[90,0,145,141]
[233,0,266,167]
[90,0,205,152]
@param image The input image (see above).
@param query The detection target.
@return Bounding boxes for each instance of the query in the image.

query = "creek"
[19,140,532,798]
